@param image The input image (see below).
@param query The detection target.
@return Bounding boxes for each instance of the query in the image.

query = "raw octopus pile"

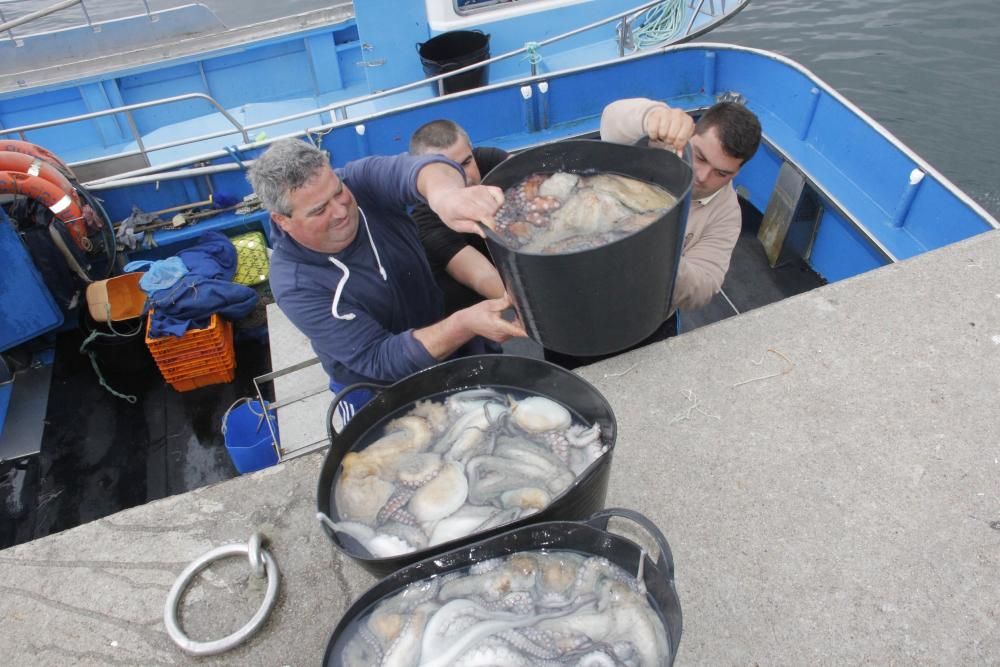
[493,171,677,253]
[331,389,608,558]
[337,550,671,666]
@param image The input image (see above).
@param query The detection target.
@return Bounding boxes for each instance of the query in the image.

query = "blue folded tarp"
[146,231,259,338]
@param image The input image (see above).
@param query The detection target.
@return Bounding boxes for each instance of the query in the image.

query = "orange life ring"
[0,139,75,181]
[0,170,90,250]
[0,150,78,198]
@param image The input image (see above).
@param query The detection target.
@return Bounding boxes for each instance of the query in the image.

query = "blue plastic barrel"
[222,399,279,474]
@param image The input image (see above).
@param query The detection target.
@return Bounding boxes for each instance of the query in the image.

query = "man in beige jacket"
[544,97,761,369]
[600,97,762,312]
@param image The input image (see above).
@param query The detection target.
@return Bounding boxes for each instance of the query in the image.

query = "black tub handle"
[325,381,388,440]
[666,143,694,320]
[666,143,694,321]
[587,507,675,581]
[632,138,693,320]
[680,142,693,167]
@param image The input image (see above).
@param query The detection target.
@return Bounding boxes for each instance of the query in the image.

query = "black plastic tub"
[323,508,683,666]
[482,139,693,357]
[417,30,491,95]
[316,354,617,578]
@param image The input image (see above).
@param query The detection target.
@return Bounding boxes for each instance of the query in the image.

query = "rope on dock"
[731,348,795,388]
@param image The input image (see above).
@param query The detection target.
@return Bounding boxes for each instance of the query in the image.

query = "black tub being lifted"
[483,140,693,357]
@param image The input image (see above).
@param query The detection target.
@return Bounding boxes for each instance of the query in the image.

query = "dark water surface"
[709,0,1000,220]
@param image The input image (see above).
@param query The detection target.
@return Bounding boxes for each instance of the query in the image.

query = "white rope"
[631,0,686,49]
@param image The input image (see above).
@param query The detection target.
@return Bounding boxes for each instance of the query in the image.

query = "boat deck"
[682,200,827,331]
[0,322,272,550]
[1,228,996,663]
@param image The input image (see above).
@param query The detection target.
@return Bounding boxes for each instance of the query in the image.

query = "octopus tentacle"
[376,487,417,525]
[496,628,563,661]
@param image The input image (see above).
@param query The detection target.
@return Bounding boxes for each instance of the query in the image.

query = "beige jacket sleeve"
[600,98,670,145]
[671,186,742,311]
[602,97,740,312]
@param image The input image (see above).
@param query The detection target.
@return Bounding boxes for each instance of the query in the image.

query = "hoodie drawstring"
[327,205,387,321]
[328,256,356,321]
[359,206,388,281]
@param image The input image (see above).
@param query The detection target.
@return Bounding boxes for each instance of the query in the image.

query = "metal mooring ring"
[164,533,280,656]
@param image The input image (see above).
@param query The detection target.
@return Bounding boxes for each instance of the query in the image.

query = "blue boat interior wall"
[3,34,996,323]
[77,46,994,287]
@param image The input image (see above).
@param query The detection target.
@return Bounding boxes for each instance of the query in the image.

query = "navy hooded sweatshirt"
[269,153,471,389]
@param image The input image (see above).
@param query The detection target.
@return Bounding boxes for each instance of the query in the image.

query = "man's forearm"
[412,311,474,360]
[473,272,506,300]
[600,98,664,144]
[446,247,506,300]
[416,161,466,201]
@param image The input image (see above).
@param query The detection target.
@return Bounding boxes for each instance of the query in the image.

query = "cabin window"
[455,0,546,15]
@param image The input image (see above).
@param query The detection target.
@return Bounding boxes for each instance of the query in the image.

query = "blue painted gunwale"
[93,43,997,285]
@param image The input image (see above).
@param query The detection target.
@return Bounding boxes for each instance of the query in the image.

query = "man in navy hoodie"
[249,138,525,424]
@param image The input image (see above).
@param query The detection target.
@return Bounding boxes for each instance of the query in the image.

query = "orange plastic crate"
[158,350,236,378]
[150,338,232,366]
[159,356,235,382]
[145,313,230,350]
[145,312,236,391]
[167,366,236,392]
[147,327,230,352]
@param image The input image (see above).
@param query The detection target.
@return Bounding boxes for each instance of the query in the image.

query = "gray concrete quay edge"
[0,230,997,665]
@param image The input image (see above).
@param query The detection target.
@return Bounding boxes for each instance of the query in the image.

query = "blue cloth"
[147,231,259,337]
[138,256,189,293]
[177,232,240,280]
[270,153,480,389]
[123,260,153,273]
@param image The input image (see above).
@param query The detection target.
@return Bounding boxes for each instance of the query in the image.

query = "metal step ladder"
[252,303,333,463]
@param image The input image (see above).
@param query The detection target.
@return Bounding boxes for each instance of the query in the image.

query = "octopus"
[329,388,610,559]
[493,170,677,253]
[335,551,672,666]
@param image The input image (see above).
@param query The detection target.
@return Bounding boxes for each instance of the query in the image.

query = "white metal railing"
[2,92,251,155]
[0,0,158,41]
[1,0,747,180]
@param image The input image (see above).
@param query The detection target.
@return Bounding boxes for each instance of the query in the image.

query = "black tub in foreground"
[316,355,617,578]
[323,508,683,666]
[482,139,693,357]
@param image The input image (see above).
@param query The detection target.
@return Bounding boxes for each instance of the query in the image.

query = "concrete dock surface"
[1,230,998,665]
